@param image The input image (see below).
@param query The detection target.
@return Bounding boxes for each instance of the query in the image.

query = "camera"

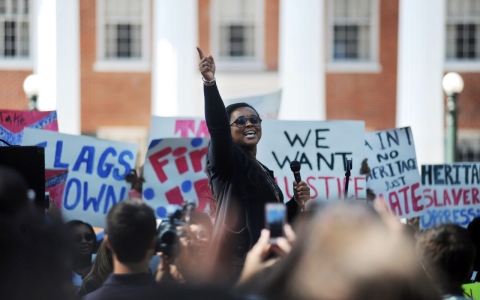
[155,202,196,259]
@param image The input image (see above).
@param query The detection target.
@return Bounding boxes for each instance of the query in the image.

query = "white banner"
[22,128,138,227]
[365,127,423,219]
[224,89,282,120]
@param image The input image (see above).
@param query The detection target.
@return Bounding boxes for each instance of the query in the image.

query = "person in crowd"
[416,223,475,300]
[467,217,480,282]
[196,46,311,282]
[79,241,113,296]
[0,202,76,300]
[236,201,440,300]
[83,200,160,300]
[0,166,30,216]
[66,220,97,292]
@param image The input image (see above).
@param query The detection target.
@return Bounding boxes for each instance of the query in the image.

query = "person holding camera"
[197,47,311,283]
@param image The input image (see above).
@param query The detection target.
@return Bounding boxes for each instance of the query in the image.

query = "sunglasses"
[74,233,95,243]
[230,116,262,128]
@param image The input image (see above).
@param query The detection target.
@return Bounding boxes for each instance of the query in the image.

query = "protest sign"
[463,282,480,300]
[148,117,366,202]
[256,120,366,201]
[45,169,69,210]
[143,137,210,218]
[0,110,58,145]
[22,128,138,227]
[364,127,423,218]
[420,162,480,229]
[224,89,282,120]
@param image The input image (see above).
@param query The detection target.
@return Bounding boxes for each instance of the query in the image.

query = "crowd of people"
[0,48,479,300]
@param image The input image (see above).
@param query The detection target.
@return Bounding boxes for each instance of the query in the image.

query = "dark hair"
[468,217,480,270]
[79,241,113,296]
[66,220,97,252]
[416,223,475,295]
[106,200,156,263]
[207,102,274,212]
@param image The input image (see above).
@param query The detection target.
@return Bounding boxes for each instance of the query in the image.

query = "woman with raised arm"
[197,47,310,283]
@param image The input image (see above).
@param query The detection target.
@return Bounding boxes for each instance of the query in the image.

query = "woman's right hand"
[196,47,216,83]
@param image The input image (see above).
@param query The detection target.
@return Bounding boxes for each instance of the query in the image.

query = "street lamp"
[442,72,464,163]
[23,74,40,110]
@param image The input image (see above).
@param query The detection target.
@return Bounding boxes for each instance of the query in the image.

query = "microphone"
[290,160,301,183]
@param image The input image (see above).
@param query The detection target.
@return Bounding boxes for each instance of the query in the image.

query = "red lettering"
[411,183,423,212]
[193,178,211,211]
[149,147,172,183]
[175,120,195,137]
[388,191,402,216]
[336,178,342,199]
[434,189,442,207]
[398,186,410,215]
[189,147,208,173]
[283,176,293,198]
[473,188,480,204]
[173,147,188,174]
[318,176,334,199]
[463,189,471,205]
[195,120,210,137]
[423,188,433,208]
[306,176,318,199]
[354,177,366,200]
[452,189,463,206]
[165,186,183,205]
[443,189,451,206]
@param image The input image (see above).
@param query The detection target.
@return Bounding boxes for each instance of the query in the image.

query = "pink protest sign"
[0,110,58,145]
[45,169,69,211]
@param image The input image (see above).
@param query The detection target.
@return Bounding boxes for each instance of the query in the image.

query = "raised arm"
[197,47,234,170]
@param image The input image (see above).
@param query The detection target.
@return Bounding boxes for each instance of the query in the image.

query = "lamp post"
[23,74,40,110]
[442,72,464,163]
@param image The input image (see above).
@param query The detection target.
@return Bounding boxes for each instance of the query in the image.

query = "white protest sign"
[22,128,138,227]
[364,127,423,218]
[142,137,210,218]
[224,89,282,120]
[148,117,366,202]
[420,163,480,229]
[256,120,366,201]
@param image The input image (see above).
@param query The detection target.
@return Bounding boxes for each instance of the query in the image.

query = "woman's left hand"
[293,180,310,204]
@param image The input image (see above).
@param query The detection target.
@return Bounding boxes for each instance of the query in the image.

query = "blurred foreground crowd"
[1,166,480,300]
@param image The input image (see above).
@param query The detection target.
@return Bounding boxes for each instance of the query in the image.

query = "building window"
[327,0,380,72]
[212,0,265,70]
[0,0,29,59]
[457,130,480,162]
[446,0,480,62]
[95,0,149,72]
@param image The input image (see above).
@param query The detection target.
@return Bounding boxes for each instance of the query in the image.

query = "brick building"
[0,0,478,163]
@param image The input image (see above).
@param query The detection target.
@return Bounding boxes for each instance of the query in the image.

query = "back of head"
[259,202,439,300]
[0,166,29,216]
[416,223,475,293]
[468,217,480,270]
[106,200,156,263]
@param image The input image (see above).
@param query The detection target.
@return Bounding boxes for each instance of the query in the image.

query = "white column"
[278,0,325,120]
[35,0,80,134]
[151,0,201,117]
[396,0,445,164]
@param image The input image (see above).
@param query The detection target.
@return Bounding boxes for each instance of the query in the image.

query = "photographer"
[155,208,213,284]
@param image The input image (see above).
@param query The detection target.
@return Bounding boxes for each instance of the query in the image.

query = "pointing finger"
[196,47,205,59]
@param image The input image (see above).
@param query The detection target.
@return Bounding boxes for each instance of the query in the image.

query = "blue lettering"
[453,209,461,224]
[103,186,127,214]
[83,182,106,212]
[54,141,69,169]
[97,147,117,178]
[113,150,134,180]
[73,146,95,174]
[64,178,81,210]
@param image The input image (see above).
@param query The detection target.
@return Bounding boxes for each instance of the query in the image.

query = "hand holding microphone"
[290,161,311,209]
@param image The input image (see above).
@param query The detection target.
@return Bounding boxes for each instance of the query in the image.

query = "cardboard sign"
[22,128,138,227]
[143,138,210,218]
[420,163,480,229]
[45,169,69,210]
[256,120,366,201]
[364,127,423,218]
[0,110,58,145]
[463,282,480,299]
[224,89,282,120]
[148,117,366,202]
